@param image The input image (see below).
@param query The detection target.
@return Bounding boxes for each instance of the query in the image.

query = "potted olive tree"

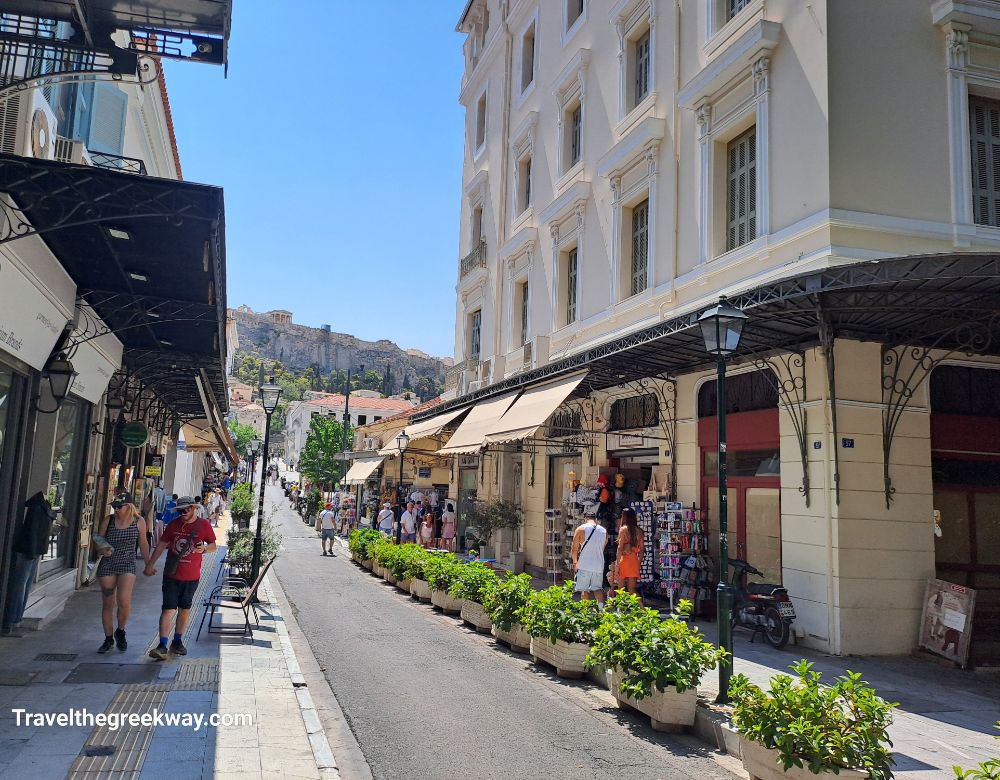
[449,562,499,633]
[586,594,727,732]
[463,498,522,561]
[730,660,896,780]
[483,572,534,653]
[425,555,464,614]
[521,581,602,678]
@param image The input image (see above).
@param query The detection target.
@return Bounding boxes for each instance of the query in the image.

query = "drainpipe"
[819,345,840,654]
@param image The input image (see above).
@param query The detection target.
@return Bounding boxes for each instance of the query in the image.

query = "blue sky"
[163,2,465,359]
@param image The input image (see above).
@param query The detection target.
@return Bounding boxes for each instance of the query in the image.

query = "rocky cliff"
[232,309,448,393]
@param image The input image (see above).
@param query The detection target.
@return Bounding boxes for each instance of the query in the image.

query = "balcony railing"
[89,151,148,175]
[459,241,487,279]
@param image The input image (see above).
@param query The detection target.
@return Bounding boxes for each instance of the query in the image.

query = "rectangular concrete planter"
[409,578,431,602]
[460,600,493,633]
[608,671,698,732]
[385,570,397,585]
[430,589,463,614]
[372,563,384,577]
[492,624,531,653]
[740,738,867,780]
[396,577,412,592]
[360,558,372,570]
[529,636,590,678]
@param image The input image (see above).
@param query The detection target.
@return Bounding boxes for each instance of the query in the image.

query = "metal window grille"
[570,104,582,166]
[520,282,529,347]
[726,127,757,250]
[566,248,578,324]
[550,408,582,437]
[609,394,659,431]
[970,97,1000,227]
[729,0,752,20]
[470,310,482,362]
[634,31,650,106]
[630,199,649,296]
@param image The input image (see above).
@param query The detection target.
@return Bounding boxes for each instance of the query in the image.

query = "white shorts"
[574,569,604,592]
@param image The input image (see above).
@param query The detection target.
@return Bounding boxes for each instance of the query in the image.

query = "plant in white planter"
[483,572,534,653]
[347,528,382,567]
[585,594,727,732]
[404,548,433,601]
[462,497,522,560]
[522,581,602,678]
[730,660,896,780]
[449,562,499,633]
[425,554,464,614]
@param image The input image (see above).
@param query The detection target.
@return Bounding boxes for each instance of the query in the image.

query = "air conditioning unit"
[54,136,91,165]
[0,89,57,160]
[524,335,550,370]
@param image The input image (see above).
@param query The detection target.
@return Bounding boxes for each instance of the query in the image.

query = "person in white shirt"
[318,503,337,556]
[206,489,222,527]
[409,490,424,505]
[195,495,208,520]
[400,501,417,543]
[570,516,609,602]
[376,503,395,536]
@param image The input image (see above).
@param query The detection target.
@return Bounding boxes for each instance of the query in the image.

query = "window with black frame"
[38,396,88,577]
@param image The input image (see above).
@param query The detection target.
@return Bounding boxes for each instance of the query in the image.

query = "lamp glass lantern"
[697,297,747,357]
[105,392,125,424]
[259,378,282,413]
[248,438,262,456]
[396,431,410,454]
[45,353,77,406]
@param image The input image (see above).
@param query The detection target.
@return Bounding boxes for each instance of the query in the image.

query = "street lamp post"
[251,377,282,585]
[247,438,262,495]
[697,296,747,704]
[394,430,409,544]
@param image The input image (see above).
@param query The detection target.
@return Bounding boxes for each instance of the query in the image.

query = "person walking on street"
[206,489,221,527]
[144,496,216,660]
[318,502,337,556]
[400,501,417,543]
[570,514,608,603]
[419,512,435,549]
[95,493,150,652]
[440,502,457,552]
[376,502,394,536]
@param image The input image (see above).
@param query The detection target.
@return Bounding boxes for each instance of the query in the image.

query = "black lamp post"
[251,377,282,584]
[697,295,747,704]
[394,430,409,544]
[247,437,262,495]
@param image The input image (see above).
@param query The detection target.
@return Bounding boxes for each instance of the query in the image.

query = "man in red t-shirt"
[144,496,216,659]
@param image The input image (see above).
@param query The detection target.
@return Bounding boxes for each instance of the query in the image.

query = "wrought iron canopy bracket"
[619,376,677,500]
[748,351,810,506]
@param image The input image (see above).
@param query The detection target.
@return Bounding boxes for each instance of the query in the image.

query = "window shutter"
[631,200,649,296]
[86,82,127,154]
[970,97,1000,227]
[727,127,757,251]
[567,248,578,324]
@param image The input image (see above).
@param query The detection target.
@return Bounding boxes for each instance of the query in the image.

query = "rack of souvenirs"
[656,502,715,613]
[544,507,564,578]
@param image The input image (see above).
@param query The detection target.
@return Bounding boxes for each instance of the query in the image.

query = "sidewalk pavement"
[0,510,340,780]
[691,619,1000,779]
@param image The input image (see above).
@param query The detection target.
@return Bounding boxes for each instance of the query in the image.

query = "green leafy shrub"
[348,528,381,561]
[368,537,395,566]
[387,544,423,579]
[730,660,896,780]
[424,553,462,592]
[954,723,1000,779]
[303,489,324,520]
[448,561,499,604]
[585,593,726,697]
[404,547,434,581]
[482,573,534,631]
[521,581,602,645]
[228,482,256,521]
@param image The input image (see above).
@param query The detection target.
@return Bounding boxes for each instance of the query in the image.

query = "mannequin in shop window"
[1,493,55,636]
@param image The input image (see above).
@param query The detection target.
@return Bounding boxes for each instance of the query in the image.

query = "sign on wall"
[919,578,977,668]
[0,256,70,370]
[120,421,149,448]
[144,456,163,478]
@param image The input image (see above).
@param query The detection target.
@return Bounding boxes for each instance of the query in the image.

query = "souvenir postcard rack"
[656,502,715,614]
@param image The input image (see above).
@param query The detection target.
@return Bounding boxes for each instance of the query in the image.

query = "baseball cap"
[325,502,333,509]
[174,496,198,509]
[383,502,391,509]
[111,492,134,508]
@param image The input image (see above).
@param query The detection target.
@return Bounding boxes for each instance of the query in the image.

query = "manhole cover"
[35,653,77,662]
[64,664,162,684]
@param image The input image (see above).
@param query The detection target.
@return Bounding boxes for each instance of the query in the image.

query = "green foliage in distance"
[227,421,259,458]
[482,572,534,632]
[585,593,727,698]
[730,660,896,780]
[348,528,382,561]
[299,415,346,487]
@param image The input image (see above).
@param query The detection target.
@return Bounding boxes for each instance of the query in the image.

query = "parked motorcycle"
[728,559,795,649]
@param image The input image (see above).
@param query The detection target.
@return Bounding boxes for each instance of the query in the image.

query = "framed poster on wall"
[919,578,976,668]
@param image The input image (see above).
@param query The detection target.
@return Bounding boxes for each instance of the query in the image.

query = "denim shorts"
[401,532,417,543]
[321,529,336,540]
[574,569,604,593]
[162,577,199,611]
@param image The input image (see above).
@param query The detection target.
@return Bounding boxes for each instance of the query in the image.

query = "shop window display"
[38,396,86,576]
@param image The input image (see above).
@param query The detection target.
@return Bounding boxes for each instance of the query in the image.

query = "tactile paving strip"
[67,683,169,777]
[171,658,219,691]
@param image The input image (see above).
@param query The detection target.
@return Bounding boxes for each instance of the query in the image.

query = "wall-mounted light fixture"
[33,352,77,414]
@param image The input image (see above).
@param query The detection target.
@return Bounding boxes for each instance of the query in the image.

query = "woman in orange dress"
[616,507,644,602]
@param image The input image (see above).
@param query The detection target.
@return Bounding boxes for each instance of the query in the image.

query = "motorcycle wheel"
[762,607,790,649]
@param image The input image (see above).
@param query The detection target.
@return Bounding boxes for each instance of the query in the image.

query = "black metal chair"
[196,556,275,640]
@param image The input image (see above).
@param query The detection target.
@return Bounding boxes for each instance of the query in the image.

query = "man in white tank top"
[571,516,608,602]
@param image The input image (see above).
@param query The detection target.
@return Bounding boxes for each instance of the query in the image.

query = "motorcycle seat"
[747,582,786,596]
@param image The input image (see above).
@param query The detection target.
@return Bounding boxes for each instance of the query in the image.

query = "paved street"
[267,486,741,780]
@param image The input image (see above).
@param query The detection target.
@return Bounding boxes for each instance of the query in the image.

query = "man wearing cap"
[318,502,338,557]
[376,502,394,536]
[144,496,216,660]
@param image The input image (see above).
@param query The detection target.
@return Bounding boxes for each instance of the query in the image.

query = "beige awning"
[404,406,470,442]
[484,373,587,445]
[343,456,384,485]
[182,418,237,464]
[377,427,408,457]
[438,391,520,455]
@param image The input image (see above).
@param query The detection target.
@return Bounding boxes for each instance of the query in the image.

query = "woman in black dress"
[95,494,150,653]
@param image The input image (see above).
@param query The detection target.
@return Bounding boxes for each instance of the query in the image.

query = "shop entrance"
[930,365,1000,664]
[457,466,478,552]
[698,370,781,584]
